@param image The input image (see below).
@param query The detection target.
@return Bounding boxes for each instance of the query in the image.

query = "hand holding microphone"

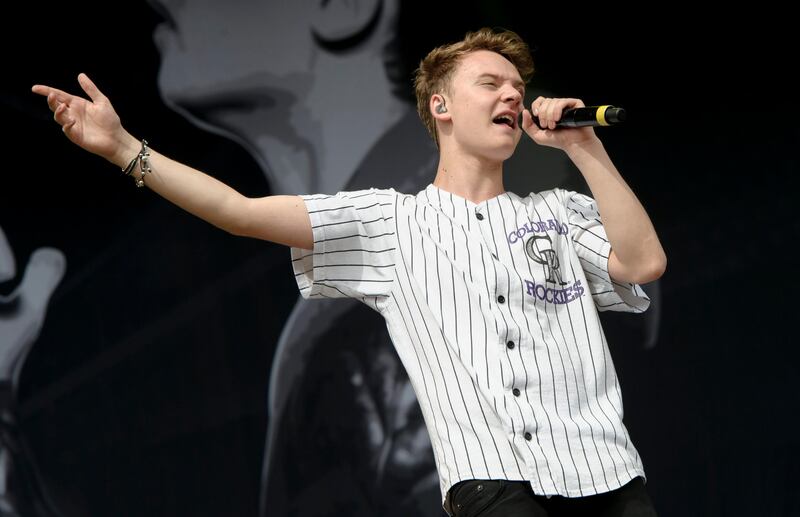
[526,105,626,130]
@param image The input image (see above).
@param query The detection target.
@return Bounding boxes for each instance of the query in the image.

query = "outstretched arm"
[522,96,667,284]
[32,74,312,250]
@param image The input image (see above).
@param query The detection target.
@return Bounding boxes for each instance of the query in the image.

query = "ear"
[430,93,451,122]
[311,0,387,51]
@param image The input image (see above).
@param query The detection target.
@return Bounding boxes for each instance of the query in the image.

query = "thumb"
[78,72,106,102]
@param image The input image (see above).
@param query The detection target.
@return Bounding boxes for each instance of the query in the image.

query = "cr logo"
[525,234,566,286]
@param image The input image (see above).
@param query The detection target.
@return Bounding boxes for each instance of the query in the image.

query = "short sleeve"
[564,190,650,313]
[290,188,397,300]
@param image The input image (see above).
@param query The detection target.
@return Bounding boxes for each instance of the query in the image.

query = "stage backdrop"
[2,2,798,516]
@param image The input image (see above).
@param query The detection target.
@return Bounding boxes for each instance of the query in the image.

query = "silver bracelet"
[121,139,151,188]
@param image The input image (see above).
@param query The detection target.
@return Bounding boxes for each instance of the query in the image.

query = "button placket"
[492,258,508,326]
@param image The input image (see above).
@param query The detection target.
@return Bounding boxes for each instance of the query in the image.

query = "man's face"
[147,0,405,195]
[445,50,525,162]
[150,0,321,128]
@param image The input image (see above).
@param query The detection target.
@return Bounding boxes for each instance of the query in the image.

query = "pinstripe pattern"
[290,185,650,503]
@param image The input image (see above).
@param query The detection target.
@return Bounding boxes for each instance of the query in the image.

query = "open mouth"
[492,114,516,129]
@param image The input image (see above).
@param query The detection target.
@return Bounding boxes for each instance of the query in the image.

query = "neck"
[194,50,408,195]
[303,51,408,193]
[432,145,505,203]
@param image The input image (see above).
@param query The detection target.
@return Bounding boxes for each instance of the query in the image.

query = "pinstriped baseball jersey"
[290,184,650,503]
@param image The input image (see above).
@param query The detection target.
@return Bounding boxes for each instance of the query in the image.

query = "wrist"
[564,136,604,159]
[108,132,142,168]
[120,139,154,188]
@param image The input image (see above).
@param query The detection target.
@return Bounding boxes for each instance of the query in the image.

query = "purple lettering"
[523,279,584,305]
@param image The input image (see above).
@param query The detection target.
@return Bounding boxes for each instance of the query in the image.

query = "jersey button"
[476,212,484,221]
[506,341,515,349]
[497,295,505,304]
[512,388,520,397]
[524,432,532,441]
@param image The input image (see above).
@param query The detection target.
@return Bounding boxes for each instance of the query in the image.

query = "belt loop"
[443,482,460,516]
[443,492,454,516]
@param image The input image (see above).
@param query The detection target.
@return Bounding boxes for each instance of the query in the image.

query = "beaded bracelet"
[121,139,151,188]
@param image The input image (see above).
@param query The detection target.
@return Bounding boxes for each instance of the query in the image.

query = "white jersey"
[290,184,650,502]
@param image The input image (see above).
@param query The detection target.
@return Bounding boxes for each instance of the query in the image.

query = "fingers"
[47,92,61,112]
[35,88,71,117]
[530,96,581,130]
[31,84,72,105]
[62,118,77,135]
[31,80,85,140]
[32,78,96,113]
[53,102,69,124]
[520,102,549,134]
[78,72,105,102]
[52,102,76,136]
[531,97,560,130]
[31,74,97,102]
[520,109,536,132]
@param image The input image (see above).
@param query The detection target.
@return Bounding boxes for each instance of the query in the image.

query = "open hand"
[32,73,133,166]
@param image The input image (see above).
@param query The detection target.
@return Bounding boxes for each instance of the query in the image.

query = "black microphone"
[529,105,626,129]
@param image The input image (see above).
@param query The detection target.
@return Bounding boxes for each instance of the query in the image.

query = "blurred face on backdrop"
[438,50,525,164]
[149,0,405,194]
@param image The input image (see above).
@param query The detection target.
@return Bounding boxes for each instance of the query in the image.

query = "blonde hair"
[413,28,534,146]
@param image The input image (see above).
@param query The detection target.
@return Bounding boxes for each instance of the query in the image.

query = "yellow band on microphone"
[596,105,611,126]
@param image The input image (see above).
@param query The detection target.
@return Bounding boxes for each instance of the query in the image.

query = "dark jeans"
[443,477,657,517]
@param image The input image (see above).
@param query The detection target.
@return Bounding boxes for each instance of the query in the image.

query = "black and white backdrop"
[2,2,797,516]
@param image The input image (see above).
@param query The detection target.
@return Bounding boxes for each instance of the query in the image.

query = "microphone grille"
[607,107,627,124]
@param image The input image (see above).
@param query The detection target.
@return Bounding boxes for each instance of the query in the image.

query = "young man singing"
[33,27,664,517]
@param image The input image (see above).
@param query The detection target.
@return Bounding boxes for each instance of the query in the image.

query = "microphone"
[529,105,626,129]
